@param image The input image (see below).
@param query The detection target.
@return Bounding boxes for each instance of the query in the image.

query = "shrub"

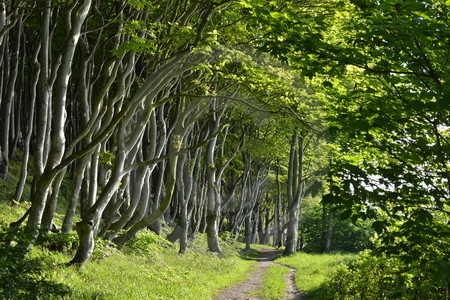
[328,250,450,300]
[125,229,173,256]
[92,237,120,260]
[0,228,70,299]
[37,231,78,253]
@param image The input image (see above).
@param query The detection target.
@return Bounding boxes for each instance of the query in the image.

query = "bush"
[37,231,78,253]
[328,250,450,300]
[125,229,173,256]
[0,228,70,299]
[92,237,120,260]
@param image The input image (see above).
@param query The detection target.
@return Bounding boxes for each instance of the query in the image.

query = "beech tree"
[2,0,335,266]
[245,0,449,293]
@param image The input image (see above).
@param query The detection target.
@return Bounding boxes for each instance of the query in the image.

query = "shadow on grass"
[237,247,261,261]
[237,247,284,262]
[0,228,71,299]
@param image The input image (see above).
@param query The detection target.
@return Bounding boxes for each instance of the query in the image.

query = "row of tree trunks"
[1,0,327,265]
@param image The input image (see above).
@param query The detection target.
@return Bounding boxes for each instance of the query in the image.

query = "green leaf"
[413,209,433,223]
[322,81,333,88]
[269,12,286,20]
[340,209,352,220]
[371,221,386,235]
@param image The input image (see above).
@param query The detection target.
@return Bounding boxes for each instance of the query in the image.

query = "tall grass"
[276,252,356,299]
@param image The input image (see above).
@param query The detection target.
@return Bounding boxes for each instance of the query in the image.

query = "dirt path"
[215,248,304,300]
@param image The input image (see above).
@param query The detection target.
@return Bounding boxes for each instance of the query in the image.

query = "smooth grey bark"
[14,43,40,203]
[146,162,166,235]
[284,133,305,256]
[0,15,21,179]
[99,168,149,240]
[70,123,128,265]
[205,103,223,254]
[41,170,66,230]
[204,100,244,253]
[110,94,210,249]
[263,206,272,245]
[173,98,209,253]
[24,50,200,258]
[178,146,201,254]
[190,171,207,238]
[112,135,181,249]
[71,219,95,266]
[177,152,189,253]
[62,156,90,232]
[274,161,283,248]
[257,204,265,244]
[244,209,252,251]
[99,97,171,240]
[27,0,92,233]
[321,203,333,253]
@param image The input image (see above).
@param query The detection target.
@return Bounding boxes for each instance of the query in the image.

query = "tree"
[324,1,450,294]
[3,0,336,266]
[252,0,450,294]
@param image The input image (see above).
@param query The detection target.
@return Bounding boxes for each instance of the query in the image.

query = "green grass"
[52,249,255,299]
[0,157,264,299]
[20,235,258,300]
[13,229,257,299]
[0,199,259,299]
[0,201,28,227]
[276,252,356,299]
[0,168,356,299]
[254,264,290,300]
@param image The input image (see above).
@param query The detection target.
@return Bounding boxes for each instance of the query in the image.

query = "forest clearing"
[0,0,449,299]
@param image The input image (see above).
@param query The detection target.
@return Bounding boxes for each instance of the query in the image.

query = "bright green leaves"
[98,151,115,166]
[112,21,162,56]
[241,0,336,68]
[126,0,160,10]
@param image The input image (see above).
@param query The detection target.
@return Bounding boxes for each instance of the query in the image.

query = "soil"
[215,248,305,300]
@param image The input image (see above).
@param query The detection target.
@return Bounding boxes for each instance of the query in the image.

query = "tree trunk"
[13,43,39,203]
[205,100,225,254]
[284,200,299,255]
[205,138,222,254]
[62,156,90,232]
[321,203,333,253]
[69,219,95,265]
[244,211,252,251]
[284,133,305,256]
[0,16,21,179]
[112,135,181,248]
[41,170,66,230]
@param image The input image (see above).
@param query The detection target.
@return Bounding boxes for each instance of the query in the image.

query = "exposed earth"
[215,248,304,300]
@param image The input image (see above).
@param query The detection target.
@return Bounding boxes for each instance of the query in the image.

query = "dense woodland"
[0,0,449,298]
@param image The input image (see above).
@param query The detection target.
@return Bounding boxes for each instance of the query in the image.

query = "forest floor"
[215,248,305,300]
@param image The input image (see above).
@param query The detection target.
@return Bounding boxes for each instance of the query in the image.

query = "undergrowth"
[0,228,70,299]
[329,250,450,299]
